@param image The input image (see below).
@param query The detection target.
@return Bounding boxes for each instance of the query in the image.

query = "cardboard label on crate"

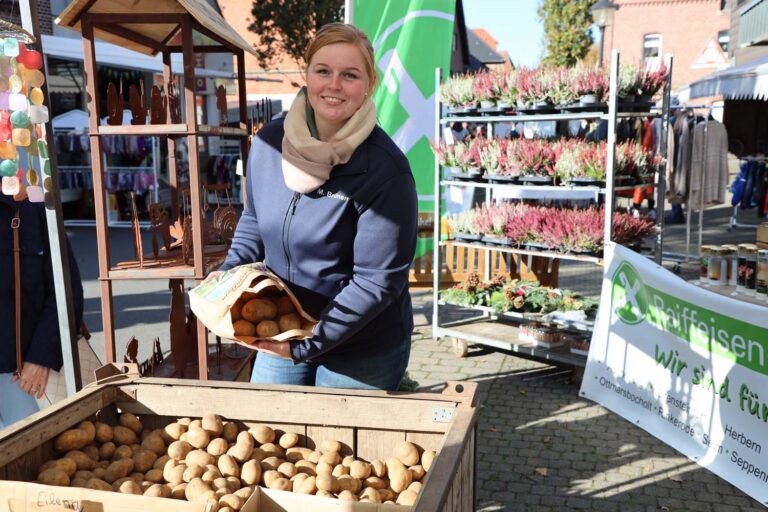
[189,262,316,347]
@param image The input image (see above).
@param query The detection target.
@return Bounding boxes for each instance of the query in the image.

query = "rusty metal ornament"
[182,216,193,264]
[106,81,124,126]
[167,78,182,124]
[149,202,172,257]
[214,206,237,242]
[129,80,147,125]
[216,84,228,126]
[149,85,167,124]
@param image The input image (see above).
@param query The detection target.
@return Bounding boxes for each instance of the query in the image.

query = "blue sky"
[463,0,544,68]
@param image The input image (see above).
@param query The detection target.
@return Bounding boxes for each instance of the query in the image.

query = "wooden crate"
[0,370,479,512]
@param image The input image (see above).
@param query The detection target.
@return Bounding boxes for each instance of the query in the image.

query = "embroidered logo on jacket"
[316,187,350,201]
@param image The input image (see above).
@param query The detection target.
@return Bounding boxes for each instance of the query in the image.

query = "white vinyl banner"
[581,243,768,507]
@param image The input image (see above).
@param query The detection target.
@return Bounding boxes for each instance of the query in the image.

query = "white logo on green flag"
[353,1,456,259]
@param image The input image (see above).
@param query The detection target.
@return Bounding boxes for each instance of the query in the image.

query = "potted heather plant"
[639,63,667,103]
[478,138,502,178]
[497,70,518,110]
[612,209,656,248]
[430,140,460,172]
[516,138,555,184]
[618,64,643,103]
[573,64,609,105]
[447,209,482,242]
[440,74,476,112]
[473,71,502,109]
[516,68,550,110]
[547,67,578,109]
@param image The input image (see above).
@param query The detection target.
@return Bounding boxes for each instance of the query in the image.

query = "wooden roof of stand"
[55,0,258,57]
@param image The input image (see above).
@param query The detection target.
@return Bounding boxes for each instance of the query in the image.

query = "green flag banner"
[352,0,456,259]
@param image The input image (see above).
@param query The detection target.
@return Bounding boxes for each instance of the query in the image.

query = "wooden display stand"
[56,0,258,380]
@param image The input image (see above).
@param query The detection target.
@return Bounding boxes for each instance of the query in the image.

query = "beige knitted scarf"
[282,87,377,193]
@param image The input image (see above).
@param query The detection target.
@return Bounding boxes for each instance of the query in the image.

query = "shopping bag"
[36,328,102,408]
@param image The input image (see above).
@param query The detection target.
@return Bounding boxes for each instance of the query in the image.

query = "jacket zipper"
[282,192,300,281]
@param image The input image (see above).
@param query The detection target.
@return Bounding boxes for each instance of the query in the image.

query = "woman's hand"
[253,341,292,360]
[11,362,50,399]
[203,270,223,283]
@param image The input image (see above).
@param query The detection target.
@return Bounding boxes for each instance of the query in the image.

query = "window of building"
[718,30,730,53]
[643,34,662,69]
[720,0,728,10]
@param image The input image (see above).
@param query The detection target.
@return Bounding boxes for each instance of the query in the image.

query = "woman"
[0,194,84,428]
[218,23,417,390]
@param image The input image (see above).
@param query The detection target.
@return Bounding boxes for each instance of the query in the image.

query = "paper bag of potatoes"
[189,263,316,346]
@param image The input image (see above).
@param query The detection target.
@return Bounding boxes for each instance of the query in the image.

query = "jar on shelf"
[699,245,714,281]
[723,244,739,286]
[707,247,725,285]
[744,244,759,293]
[737,244,751,290]
[757,249,768,296]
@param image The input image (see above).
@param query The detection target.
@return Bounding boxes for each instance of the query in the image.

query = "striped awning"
[688,56,768,100]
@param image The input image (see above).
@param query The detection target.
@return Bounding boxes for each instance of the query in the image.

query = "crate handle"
[441,380,478,404]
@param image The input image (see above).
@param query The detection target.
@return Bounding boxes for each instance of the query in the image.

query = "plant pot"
[486,173,520,184]
[481,235,505,245]
[480,100,496,109]
[454,232,483,243]
[525,241,549,252]
[519,175,553,185]
[533,100,552,110]
[496,101,513,111]
[449,168,469,181]
[579,94,598,105]
[568,176,604,187]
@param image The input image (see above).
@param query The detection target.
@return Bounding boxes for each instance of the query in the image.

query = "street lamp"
[591,0,617,67]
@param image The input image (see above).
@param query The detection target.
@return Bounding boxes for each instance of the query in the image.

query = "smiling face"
[306,42,371,140]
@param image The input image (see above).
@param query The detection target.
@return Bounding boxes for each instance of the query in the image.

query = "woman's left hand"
[11,362,50,399]
[253,341,292,360]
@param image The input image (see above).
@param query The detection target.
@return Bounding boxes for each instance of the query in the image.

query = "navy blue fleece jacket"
[219,118,417,363]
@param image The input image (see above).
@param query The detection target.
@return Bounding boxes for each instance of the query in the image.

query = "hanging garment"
[668,115,691,203]
[730,161,749,207]
[742,160,757,209]
[690,120,729,208]
[642,118,653,152]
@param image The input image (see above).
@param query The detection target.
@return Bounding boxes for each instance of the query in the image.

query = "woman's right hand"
[203,270,223,283]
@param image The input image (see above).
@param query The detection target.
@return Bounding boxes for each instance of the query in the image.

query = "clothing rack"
[729,155,768,230]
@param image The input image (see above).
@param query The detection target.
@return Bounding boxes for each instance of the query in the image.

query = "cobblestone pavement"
[408,290,765,512]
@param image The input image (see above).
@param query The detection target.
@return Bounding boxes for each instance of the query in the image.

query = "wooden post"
[163,51,179,221]
[19,0,82,393]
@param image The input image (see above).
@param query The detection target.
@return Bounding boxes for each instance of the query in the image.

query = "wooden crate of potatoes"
[0,367,478,512]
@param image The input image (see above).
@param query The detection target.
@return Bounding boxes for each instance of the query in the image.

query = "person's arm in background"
[289,170,417,362]
[219,145,264,271]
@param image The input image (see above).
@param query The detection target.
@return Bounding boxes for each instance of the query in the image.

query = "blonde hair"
[305,23,378,93]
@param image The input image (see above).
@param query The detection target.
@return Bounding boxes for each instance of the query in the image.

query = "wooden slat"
[306,426,355,456]
[451,462,462,511]
[460,428,474,512]
[121,384,452,433]
[356,429,405,462]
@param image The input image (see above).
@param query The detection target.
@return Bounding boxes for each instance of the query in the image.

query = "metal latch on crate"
[432,407,454,423]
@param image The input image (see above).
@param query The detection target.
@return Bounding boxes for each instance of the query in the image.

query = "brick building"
[603,0,730,91]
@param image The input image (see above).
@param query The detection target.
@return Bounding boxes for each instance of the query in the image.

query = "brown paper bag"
[189,263,316,347]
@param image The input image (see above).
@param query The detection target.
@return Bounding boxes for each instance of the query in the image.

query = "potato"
[255,320,279,338]
[129,472,144,483]
[97,442,115,460]
[218,454,240,478]
[104,458,134,483]
[268,477,291,491]
[242,299,277,322]
[377,489,395,502]
[85,478,112,491]
[222,422,239,443]
[183,464,205,483]
[118,413,143,434]
[145,468,164,483]
[262,470,281,488]
[295,460,316,476]
[371,459,386,478]
[320,440,341,453]
[341,455,355,467]
[144,483,172,498]
[337,474,361,493]
[171,482,188,499]
[141,434,166,456]
[422,449,436,472]
[64,450,95,471]
[94,422,113,443]
[363,476,386,490]
[277,461,297,478]
[240,459,261,486]
[151,455,169,472]
[163,422,186,441]
[296,475,317,494]
[201,413,223,437]
[315,474,339,493]
[168,440,193,460]
[332,464,349,477]
[234,486,255,500]
[227,431,254,462]
[73,470,95,481]
[395,441,420,466]
[397,489,418,505]
[112,425,137,446]
[190,419,202,429]
[185,478,213,502]
[230,300,244,322]
[186,449,215,468]
[219,494,244,511]
[275,296,295,315]
[260,456,283,472]
[316,489,334,498]
[389,465,412,493]
[40,458,77,477]
[38,468,70,486]
[207,438,229,457]
[113,445,133,460]
[278,432,299,449]
[316,462,333,475]
[81,444,100,461]
[92,467,107,479]
[319,451,340,466]
[117,479,142,495]
[359,487,381,503]
[250,447,267,462]
[163,459,183,483]
[249,425,275,444]
[337,490,358,501]
[70,477,88,488]
[54,429,90,452]
[186,427,210,449]
[410,464,426,481]
[77,421,96,444]
[202,468,221,484]
[178,417,192,426]
[277,314,301,332]
[225,476,241,493]
[233,319,257,337]
[212,477,230,491]
[407,481,423,493]
[260,443,285,458]
[350,460,371,479]
[132,449,158,473]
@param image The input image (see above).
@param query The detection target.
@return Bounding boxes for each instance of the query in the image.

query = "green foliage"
[249,0,344,69]
[537,0,595,67]
[398,372,420,392]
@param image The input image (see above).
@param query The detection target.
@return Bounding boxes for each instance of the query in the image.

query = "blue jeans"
[251,339,411,391]
[0,373,40,430]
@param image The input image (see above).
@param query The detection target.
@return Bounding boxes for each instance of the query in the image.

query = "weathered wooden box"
[0,370,478,511]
